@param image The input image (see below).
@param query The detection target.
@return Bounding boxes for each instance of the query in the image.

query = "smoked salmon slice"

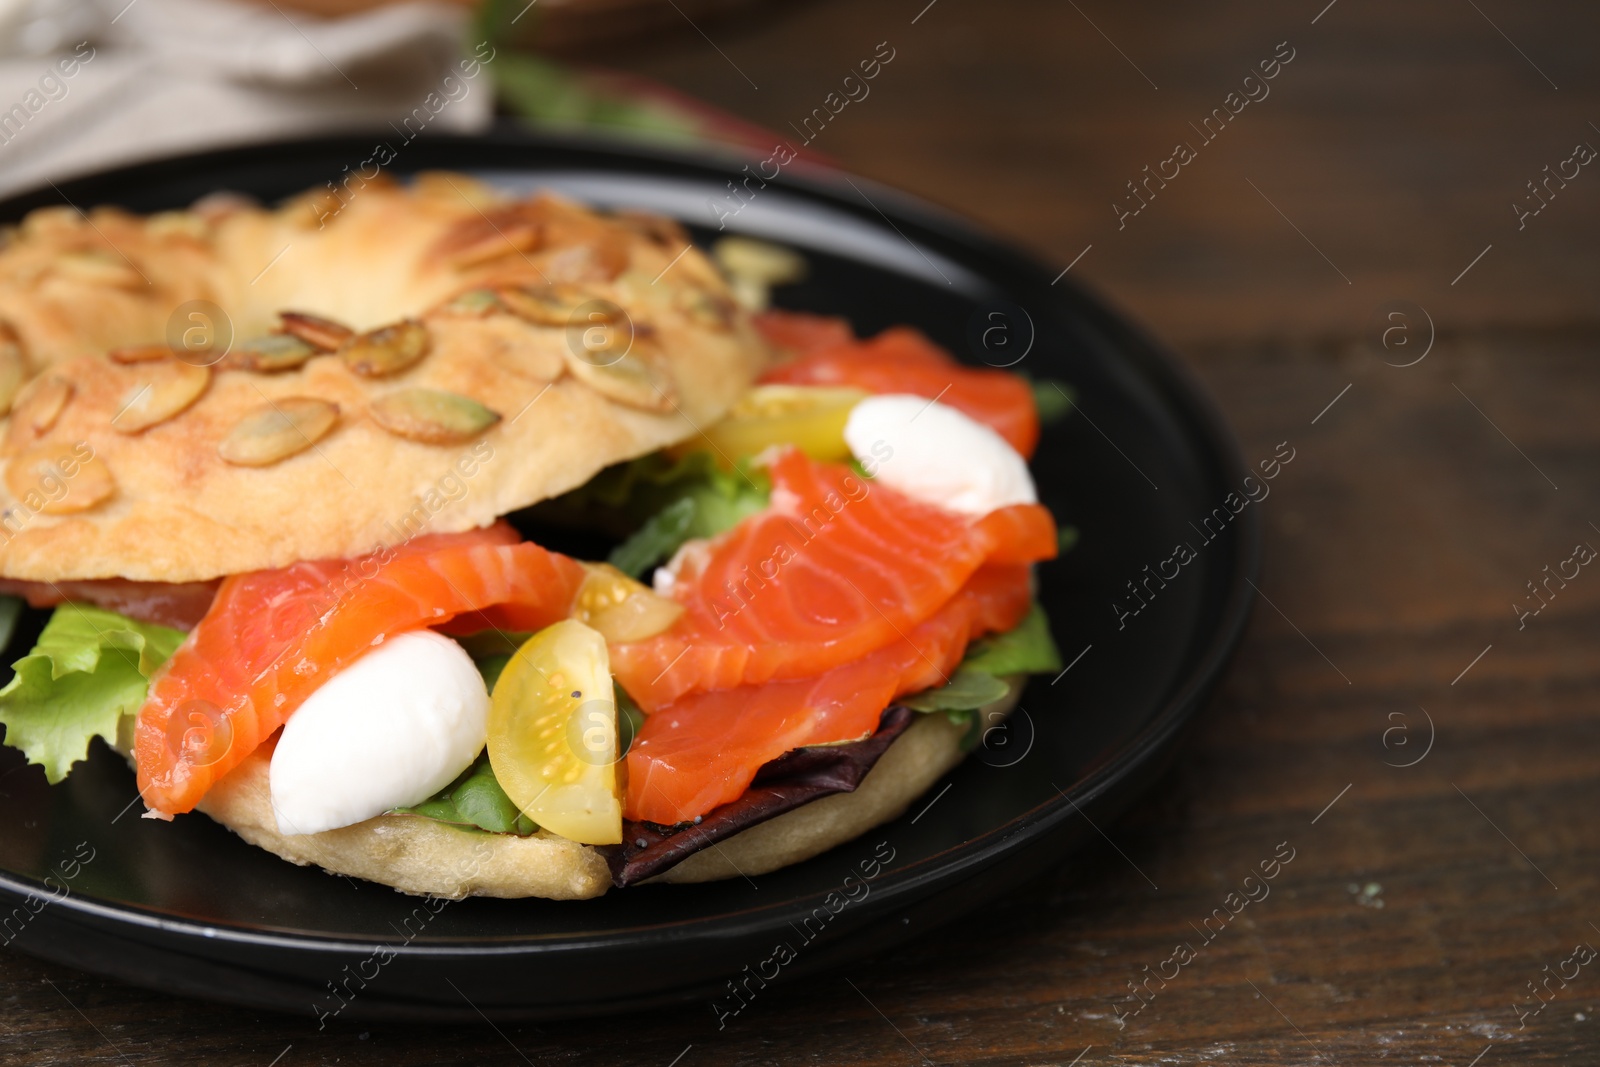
[0,576,219,629]
[136,523,586,816]
[756,312,1042,458]
[609,447,1056,711]
[624,564,1034,823]
[753,309,855,355]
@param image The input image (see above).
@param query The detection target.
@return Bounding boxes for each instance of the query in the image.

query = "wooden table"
[8,0,1599,1062]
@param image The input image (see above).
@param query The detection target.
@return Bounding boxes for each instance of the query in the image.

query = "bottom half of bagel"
[116,686,1021,900]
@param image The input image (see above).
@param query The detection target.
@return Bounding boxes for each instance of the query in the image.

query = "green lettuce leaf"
[609,496,696,579]
[534,450,772,578]
[898,601,1063,723]
[0,604,186,783]
[961,602,1063,677]
[598,453,772,578]
[393,751,536,836]
[899,667,1010,713]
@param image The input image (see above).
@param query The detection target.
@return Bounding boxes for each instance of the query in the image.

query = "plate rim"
[0,128,1259,962]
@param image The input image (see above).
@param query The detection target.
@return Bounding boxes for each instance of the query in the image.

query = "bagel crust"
[0,175,769,582]
[195,746,615,901]
[145,685,1021,900]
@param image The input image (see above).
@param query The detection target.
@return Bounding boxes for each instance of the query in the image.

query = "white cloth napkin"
[0,0,495,198]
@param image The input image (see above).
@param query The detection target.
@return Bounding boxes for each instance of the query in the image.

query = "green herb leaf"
[609,496,696,579]
[897,600,1063,730]
[0,605,186,783]
[393,751,536,836]
[451,630,534,692]
[899,666,1011,713]
[475,654,512,692]
[961,602,1063,677]
[616,682,644,757]
[1032,378,1075,424]
[573,451,770,578]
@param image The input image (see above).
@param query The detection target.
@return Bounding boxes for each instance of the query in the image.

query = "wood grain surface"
[6,0,1599,1063]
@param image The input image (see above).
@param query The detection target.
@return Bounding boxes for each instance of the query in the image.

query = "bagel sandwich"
[0,174,1067,899]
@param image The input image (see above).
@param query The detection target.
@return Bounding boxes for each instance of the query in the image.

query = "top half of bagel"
[0,173,770,584]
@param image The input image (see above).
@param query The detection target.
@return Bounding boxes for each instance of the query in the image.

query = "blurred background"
[3,0,1594,350]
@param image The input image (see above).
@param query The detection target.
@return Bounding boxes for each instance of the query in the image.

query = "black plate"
[0,131,1258,1022]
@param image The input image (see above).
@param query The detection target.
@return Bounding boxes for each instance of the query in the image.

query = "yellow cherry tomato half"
[677,384,868,463]
[487,620,622,845]
[573,562,684,643]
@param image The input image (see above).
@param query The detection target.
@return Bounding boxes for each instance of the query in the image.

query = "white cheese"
[269,629,490,836]
[652,538,710,597]
[843,394,1037,516]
